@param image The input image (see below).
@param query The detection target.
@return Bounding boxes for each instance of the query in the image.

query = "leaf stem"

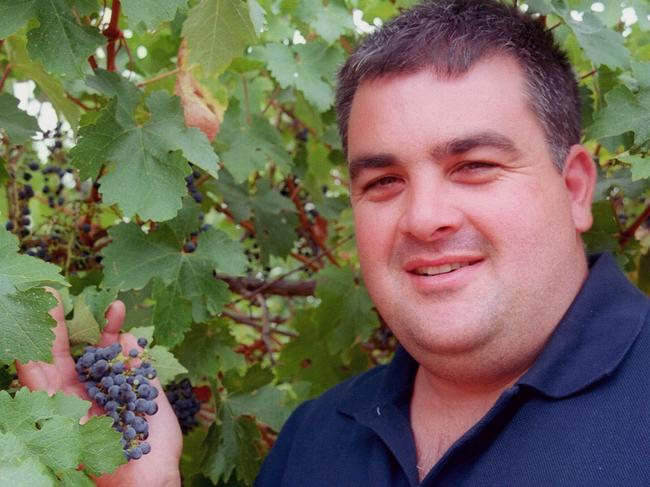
[0,63,11,92]
[548,21,562,31]
[65,92,97,111]
[580,69,597,80]
[136,68,181,87]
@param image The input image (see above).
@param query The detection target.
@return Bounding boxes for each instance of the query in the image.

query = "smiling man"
[255,0,650,486]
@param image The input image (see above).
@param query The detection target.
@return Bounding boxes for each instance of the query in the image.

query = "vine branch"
[619,204,650,247]
[104,0,122,72]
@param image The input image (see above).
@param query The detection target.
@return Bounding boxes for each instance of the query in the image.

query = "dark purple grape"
[137,337,148,348]
[74,342,159,461]
[5,221,14,231]
[165,379,202,434]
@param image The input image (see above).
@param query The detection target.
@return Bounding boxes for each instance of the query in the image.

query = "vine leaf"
[213,175,297,262]
[0,93,39,144]
[526,1,630,70]
[0,0,37,38]
[562,12,630,70]
[67,292,101,346]
[617,153,650,181]
[147,344,188,386]
[316,266,379,354]
[313,3,355,44]
[0,228,67,363]
[201,409,261,484]
[254,41,344,110]
[588,86,650,145]
[101,221,245,343]
[122,0,188,29]
[173,322,245,383]
[25,0,104,77]
[6,36,81,130]
[182,0,258,75]
[0,389,124,483]
[216,100,291,183]
[71,76,219,220]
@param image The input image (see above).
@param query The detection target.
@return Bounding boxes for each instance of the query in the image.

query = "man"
[18,0,650,486]
[255,0,650,485]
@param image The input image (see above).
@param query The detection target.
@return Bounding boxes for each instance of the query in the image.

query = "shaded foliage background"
[0,0,649,484]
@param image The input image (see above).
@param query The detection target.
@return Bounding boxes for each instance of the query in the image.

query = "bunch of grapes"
[165,379,201,434]
[75,338,158,460]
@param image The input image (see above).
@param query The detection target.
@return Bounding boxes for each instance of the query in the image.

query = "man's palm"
[17,289,183,487]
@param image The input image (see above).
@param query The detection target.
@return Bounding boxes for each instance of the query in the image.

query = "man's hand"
[16,288,183,487]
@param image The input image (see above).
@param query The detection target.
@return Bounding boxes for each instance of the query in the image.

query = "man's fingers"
[99,300,126,346]
[44,287,73,361]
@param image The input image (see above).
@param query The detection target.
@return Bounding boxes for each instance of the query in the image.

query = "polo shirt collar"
[518,253,649,397]
[338,253,649,414]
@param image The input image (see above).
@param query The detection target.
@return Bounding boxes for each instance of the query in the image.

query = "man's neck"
[410,364,519,480]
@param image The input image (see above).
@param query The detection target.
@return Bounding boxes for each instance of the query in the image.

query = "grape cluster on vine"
[75,338,158,460]
[165,378,202,434]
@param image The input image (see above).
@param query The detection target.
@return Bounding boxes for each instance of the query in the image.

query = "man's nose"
[396,179,463,242]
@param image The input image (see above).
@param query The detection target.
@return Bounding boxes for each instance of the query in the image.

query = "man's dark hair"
[335,0,581,170]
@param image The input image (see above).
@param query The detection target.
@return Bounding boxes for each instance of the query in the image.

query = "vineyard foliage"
[0,0,649,484]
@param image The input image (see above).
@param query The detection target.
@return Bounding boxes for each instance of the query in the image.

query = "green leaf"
[78,416,126,476]
[0,389,123,482]
[0,229,67,363]
[0,0,36,38]
[71,89,219,220]
[201,408,261,484]
[217,100,291,183]
[255,41,344,110]
[174,322,245,383]
[148,344,188,386]
[562,12,630,70]
[150,278,193,348]
[0,228,66,294]
[632,61,650,90]
[617,153,650,181]
[122,0,188,29]
[26,0,104,77]
[213,175,297,262]
[0,93,39,144]
[588,86,650,145]
[313,2,354,44]
[57,470,94,487]
[0,432,54,487]
[101,223,244,336]
[228,384,289,431]
[6,36,80,130]
[66,292,101,346]
[316,266,379,354]
[22,415,81,470]
[183,0,258,75]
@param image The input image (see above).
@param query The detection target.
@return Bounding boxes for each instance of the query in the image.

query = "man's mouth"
[412,263,468,276]
[409,260,480,277]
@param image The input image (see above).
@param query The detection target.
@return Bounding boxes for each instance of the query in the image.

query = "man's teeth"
[413,262,469,276]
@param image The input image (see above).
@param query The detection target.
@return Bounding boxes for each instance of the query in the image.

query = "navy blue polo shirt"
[256,254,650,486]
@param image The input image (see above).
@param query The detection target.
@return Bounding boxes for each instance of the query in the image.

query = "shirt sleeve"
[254,399,314,487]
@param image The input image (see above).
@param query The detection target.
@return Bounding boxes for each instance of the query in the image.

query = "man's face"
[347,57,593,372]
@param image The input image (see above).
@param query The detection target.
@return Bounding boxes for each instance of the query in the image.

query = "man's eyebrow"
[431,132,520,159]
[348,154,398,181]
[347,132,519,180]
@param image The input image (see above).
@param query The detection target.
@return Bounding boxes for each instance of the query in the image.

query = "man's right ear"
[562,144,597,233]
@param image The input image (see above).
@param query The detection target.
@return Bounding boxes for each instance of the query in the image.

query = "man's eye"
[456,162,497,172]
[366,176,400,189]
